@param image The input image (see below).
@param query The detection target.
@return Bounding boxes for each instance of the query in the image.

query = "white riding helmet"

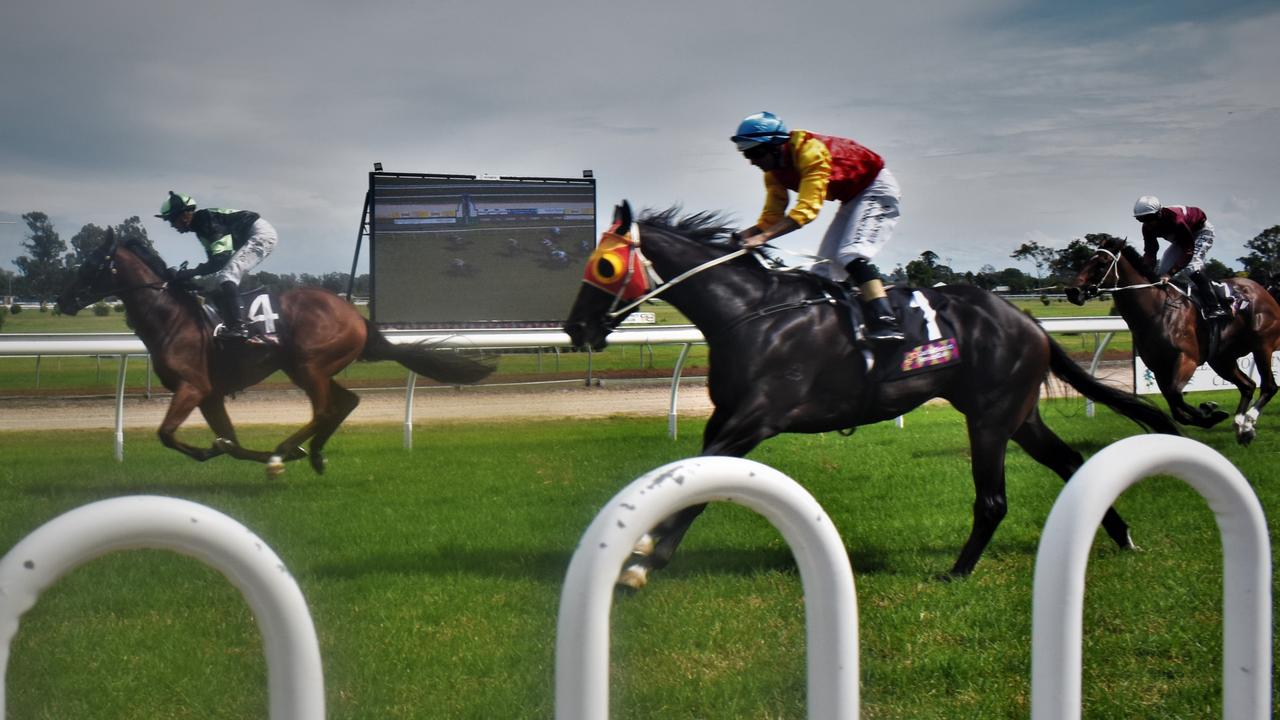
[1133,195,1162,218]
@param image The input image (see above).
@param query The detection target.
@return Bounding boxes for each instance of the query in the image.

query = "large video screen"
[369,172,596,328]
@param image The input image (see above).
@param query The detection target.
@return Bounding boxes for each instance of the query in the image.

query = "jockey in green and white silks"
[157,191,279,340]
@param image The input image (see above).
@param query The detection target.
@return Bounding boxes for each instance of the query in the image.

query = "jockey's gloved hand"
[168,266,200,282]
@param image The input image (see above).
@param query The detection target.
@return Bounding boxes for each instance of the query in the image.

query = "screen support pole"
[346,189,371,301]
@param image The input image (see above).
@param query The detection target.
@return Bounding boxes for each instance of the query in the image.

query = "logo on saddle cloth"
[901,338,960,373]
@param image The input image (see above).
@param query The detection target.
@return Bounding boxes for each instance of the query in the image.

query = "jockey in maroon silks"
[1134,195,1225,320]
[730,111,905,343]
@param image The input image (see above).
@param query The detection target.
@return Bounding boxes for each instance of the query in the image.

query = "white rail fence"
[0,437,1268,717]
[0,318,1127,459]
[0,496,324,719]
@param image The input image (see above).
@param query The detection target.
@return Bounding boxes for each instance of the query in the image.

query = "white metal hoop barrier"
[554,456,859,719]
[0,496,324,719]
[1032,435,1272,720]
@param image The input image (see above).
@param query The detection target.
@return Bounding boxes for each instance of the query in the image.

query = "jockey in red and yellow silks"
[730,111,904,343]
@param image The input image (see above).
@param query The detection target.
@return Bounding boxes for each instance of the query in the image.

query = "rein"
[1090,248,1179,295]
[603,236,751,321]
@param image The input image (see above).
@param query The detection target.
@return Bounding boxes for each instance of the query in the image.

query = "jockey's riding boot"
[1190,271,1227,321]
[215,281,250,340]
[863,296,906,343]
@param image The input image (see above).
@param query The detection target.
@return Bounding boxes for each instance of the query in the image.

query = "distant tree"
[1237,225,1280,283]
[1202,258,1236,281]
[68,223,109,268]
[1011,241,1054,286]
[1048,236,1108,280]
[113,216,152,251]
[319,272,349,294]
[904,250,940,287]
[13,212,68,302]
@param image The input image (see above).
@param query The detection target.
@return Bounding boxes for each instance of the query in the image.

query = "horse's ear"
[608,201,633,234]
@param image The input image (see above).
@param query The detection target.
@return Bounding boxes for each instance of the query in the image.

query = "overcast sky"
[2,0,1278,282]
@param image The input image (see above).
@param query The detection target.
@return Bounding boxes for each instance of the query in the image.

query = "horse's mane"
[1115,241,1159,282]
[637,206,832,286]
[117,236,171,279]
[638,207,736,247]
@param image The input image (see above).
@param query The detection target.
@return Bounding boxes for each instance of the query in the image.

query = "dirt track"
[0,361,1137,433]
[0,379,718,432]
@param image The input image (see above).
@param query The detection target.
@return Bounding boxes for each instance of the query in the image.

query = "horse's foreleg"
[1158,356,1228,427]
[620,406,775,589]
[1011,410,1133,550]
[200,397,277,464]
[157,386,222,462]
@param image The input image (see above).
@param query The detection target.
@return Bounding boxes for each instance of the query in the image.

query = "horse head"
[563,200,649,350]
[1065,235,1129,306]
[56,228,119,315]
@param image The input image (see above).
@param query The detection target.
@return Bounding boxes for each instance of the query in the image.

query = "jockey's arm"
[192,251,232,277]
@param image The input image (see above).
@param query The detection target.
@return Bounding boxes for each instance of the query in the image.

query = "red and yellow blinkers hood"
[582,224,650,301]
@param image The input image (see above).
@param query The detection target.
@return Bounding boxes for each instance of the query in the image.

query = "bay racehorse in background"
[1065,234,1280,444]
[564,201,1177,585]
[57,229,494,477]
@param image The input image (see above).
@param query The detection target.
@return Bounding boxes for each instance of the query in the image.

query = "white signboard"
[620,312,657,325]
[1133,350,1280,395]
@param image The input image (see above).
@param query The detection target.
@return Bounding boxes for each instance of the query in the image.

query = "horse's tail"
[361,321,496,385]
[1046,335,1179,435]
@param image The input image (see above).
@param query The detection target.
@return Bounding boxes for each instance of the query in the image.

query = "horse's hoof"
[617,564,649,590]
[309,454,327,474]
[266,455,286,480]
[1237,429,1256,446]
[1199,401,1219,413]
[631,533,655,557]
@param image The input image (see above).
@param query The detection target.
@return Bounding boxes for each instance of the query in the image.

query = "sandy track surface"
[0,363,1136,433]
[0,380,717,432]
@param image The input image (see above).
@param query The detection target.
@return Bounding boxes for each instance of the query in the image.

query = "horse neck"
[112,250,197,342]
[1111,253,1177,323]
[643,234,763,330]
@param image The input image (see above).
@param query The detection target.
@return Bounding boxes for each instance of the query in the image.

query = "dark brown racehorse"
[565,202,1177,585]
[57,230,494,477]
[1066,235,1280,444]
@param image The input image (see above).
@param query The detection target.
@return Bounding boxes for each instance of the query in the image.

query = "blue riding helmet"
[731,111,790,151]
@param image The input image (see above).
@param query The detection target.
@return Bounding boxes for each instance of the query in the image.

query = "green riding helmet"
[156,191,196,219]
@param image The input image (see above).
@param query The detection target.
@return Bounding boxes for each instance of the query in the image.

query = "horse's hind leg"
[306,380,360,474]
[1011,408,1133,549]
[949,421,1012,577]
[1230,345,1279,444]
[1207,356,1258,444]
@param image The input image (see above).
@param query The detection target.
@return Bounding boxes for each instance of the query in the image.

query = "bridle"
[66,240,170,309]
[595,224,751,322]
[1081,247,1179,298]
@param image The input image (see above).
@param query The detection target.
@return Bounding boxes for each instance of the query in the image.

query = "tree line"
[890,227,1280,292]
[2,212,370,304]
[5,210,1280,304]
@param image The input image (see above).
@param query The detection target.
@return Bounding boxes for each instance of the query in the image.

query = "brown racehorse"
[1066,235,1280,444]
[57,230,494,476]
